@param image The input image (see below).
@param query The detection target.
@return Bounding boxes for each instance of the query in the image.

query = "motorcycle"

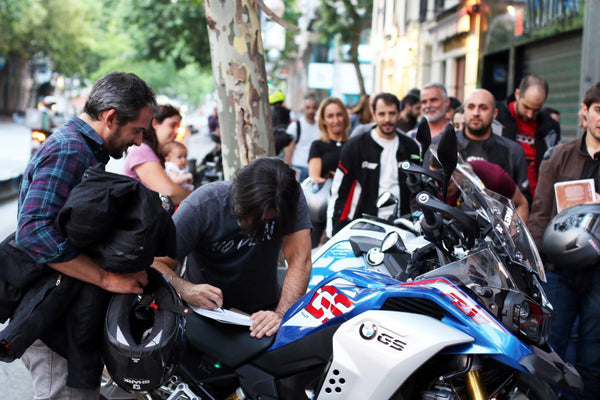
[101,128,582,400]
[188,131,223,188]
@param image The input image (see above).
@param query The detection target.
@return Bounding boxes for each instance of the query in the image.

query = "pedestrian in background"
[446,96,462,121]
[452,105,465,131]
[123,104,191,205]
[328,92,420,236]
[306,97,349,247]
[398,92,421,133]
[410,82,451,138]
[163,140,195,191]
[496,74,561,199]
[427,89,530,203]
[542,106,561,124]
[208,106,220,138]
[284,95,321,182]
[348,94,372,133]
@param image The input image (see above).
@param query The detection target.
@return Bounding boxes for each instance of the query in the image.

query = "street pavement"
[0,118,29,180]
[0,118,215,398]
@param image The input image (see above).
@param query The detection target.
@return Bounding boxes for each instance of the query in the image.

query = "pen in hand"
[201,268,224,312]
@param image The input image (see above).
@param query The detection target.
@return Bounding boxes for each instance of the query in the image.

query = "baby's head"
[163,141,189,169]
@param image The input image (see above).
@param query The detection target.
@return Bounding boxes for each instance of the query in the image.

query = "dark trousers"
[543,270,600,399]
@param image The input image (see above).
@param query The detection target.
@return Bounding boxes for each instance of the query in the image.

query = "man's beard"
[424,109,445,123]
[104,126,128,159]
[516,100,534,123]
[466,122,491,137]
[379,123,396,136]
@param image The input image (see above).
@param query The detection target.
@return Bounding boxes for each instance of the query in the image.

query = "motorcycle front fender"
[519,345,583,393]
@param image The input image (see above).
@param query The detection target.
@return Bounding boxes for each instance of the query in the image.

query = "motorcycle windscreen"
[417,248,518,292]
[452,162,547,282]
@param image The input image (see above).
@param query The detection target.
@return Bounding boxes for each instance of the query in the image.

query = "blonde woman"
[305,97,350,247]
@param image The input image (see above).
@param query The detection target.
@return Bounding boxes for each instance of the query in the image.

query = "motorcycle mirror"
[381,231,405,253]
[436,124,458,200]
[416,118,432,158]
[376,191,397,208]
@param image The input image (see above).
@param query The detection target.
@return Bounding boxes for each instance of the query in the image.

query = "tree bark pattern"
[205,0,275,180]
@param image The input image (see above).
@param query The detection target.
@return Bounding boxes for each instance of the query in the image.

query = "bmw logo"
[366,247,385,265]
[359,322,377,340]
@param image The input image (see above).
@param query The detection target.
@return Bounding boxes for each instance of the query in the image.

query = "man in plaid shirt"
[16,72,156,399]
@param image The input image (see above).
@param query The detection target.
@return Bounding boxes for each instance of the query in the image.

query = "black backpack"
[274,120,301,154]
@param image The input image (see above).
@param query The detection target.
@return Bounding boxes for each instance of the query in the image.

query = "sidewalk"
[0,117,29,200]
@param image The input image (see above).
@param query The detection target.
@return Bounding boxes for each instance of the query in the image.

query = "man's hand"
[152,257,223,310]
[181,283,223,310]
[102,270,148,294]
[48,254,149,294]
[249,310,282,338]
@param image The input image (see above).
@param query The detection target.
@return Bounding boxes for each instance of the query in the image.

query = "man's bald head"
[463,89,497,140]
[515,75,549,123]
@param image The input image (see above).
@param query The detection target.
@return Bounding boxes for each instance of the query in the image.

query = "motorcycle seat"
[185,312,275,368]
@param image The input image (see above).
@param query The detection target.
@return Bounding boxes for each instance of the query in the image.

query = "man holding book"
[528,82,600,400]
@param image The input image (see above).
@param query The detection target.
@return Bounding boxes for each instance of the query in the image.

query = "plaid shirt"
[16,117,109,263]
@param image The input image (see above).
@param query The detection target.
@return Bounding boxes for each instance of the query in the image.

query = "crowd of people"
[275,75,597,400]
[4,69,599,399]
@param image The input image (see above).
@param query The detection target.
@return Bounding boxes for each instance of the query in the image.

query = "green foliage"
[313,0,372,62]
[92,58,213,106]
[0,0,45,56]
[0,0,214,106]
[86,0,214,105]
[124,0,211,68]
[0,0,97,75]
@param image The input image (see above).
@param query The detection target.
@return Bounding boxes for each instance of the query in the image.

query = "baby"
[162,141,194,191]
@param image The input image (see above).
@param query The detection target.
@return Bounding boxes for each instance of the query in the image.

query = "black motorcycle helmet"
[103,267,186,392]
[542,204,600,270]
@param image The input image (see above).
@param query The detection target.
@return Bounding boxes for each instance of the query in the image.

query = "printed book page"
[554,179,596,212]
[191,306,252,326]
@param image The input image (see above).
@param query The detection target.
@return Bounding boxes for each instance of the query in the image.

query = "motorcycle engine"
[420,384,461,400]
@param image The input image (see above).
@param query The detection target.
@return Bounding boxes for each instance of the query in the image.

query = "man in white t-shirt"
[284,95,320,181]
[328,93,420,236]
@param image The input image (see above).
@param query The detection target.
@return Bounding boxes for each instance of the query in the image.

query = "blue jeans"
[292,165,309,182]
[543,270,600,399]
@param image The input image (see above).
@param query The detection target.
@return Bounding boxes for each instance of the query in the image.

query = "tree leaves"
[125,0,211,68]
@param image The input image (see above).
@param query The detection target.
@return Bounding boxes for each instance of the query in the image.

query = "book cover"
[554,179,596,212]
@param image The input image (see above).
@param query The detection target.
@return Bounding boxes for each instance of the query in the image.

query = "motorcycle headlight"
[502,292,550,345]
[514,299,547,344]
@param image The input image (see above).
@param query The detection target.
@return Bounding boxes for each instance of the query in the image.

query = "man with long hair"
[153,157,312,339]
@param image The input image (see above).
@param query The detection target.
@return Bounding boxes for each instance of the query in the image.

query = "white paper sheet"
[191,306,252,326]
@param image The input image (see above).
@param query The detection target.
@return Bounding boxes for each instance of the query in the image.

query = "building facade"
[370,0,596,139]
